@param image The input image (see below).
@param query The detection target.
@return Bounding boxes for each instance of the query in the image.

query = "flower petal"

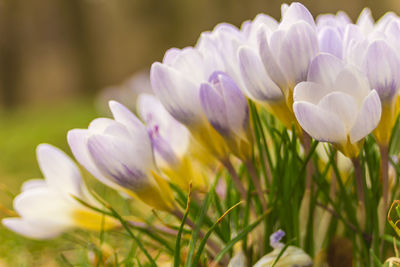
[293,102,347,143]
[238,46,283,101]
[350,90,382,143]
[318,92,358,132]
[199,83,230,136]
[21,179,46,192]
[137,94,190,159]
[307,53,344,87]
[332,67,371,103]
[68,129,119,190]
[150,62,203,126]
[364,40,400,101]
[87,134,155,193]
[13,187,75,225]
[257,26,288,90]
[2,218,65,239]
[318,27,343,58]
[279,21,319,86]
[293,82,331,105]
[209,72,250,137]
[280,2,315,29]
[36,144,83,197]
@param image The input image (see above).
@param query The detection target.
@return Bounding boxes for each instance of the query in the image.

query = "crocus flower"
[68,101,174,211]
[2,144,118,239]
[137,93,207,190]
[293,53,381,158]
[257,2,319,107]
[239,2,318,130]
[199,71,252,159]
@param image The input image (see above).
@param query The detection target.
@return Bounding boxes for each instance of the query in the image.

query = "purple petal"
[209,72,250,137]
[280,2,315,28]
[199,83,230,136]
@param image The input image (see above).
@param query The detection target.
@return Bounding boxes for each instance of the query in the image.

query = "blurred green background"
[0,0,398,265]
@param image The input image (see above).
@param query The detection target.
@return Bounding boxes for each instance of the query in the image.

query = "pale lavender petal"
[318,92,358,131]
[67,129,119,190]
[88,118,116,133]
[169,47,206,83]
[350,90,382,143]
[87,134,155,192]
[257,27,288,90]
[280,2,315,28]
[36,144,83,197]
[279,22,319,85]
[293,102,347,143]
[150,62,203,125]
[356,8,374,35]
[307,53,344,87]
[364,40,400,101]
[199,83,230,136]
[318,27,343,58]
[293,82,331,104]
[209,71,250,137]
[238,46,283,101]
[163,48,181,65]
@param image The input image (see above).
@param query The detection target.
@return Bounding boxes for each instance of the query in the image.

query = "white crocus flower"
[2,144,118,239]
[293,53,381,158]
[68,101,174,211]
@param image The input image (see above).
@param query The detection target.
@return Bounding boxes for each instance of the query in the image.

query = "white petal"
[318,92,358,132]
[238,46,283,101]
[21,179,46,192]
[88,118,116,133]
[364,40,400,101]
[36,144,83,197]
[279,22,319,85]
[150,62,203,126]
[2,218,66,239]
[13,187,75,225]
[350,90,382,143]
[293,102,347,143]
[293,82,331,104]
[162,48,181,65]
[307,53,344,87]
[332,67,371,103]
[169,47,206,83]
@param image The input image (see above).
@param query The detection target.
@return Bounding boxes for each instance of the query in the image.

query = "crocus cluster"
[3,1,400,265]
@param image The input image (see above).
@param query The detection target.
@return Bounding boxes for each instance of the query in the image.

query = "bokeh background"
[0,0,398,265]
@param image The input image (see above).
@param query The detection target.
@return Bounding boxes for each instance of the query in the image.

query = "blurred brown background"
[0,0,397,109]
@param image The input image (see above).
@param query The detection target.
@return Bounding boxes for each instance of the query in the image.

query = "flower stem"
[352,157,365,229]
[222,158,257,215]
[245,160,268,211]
[379,144,389,214]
